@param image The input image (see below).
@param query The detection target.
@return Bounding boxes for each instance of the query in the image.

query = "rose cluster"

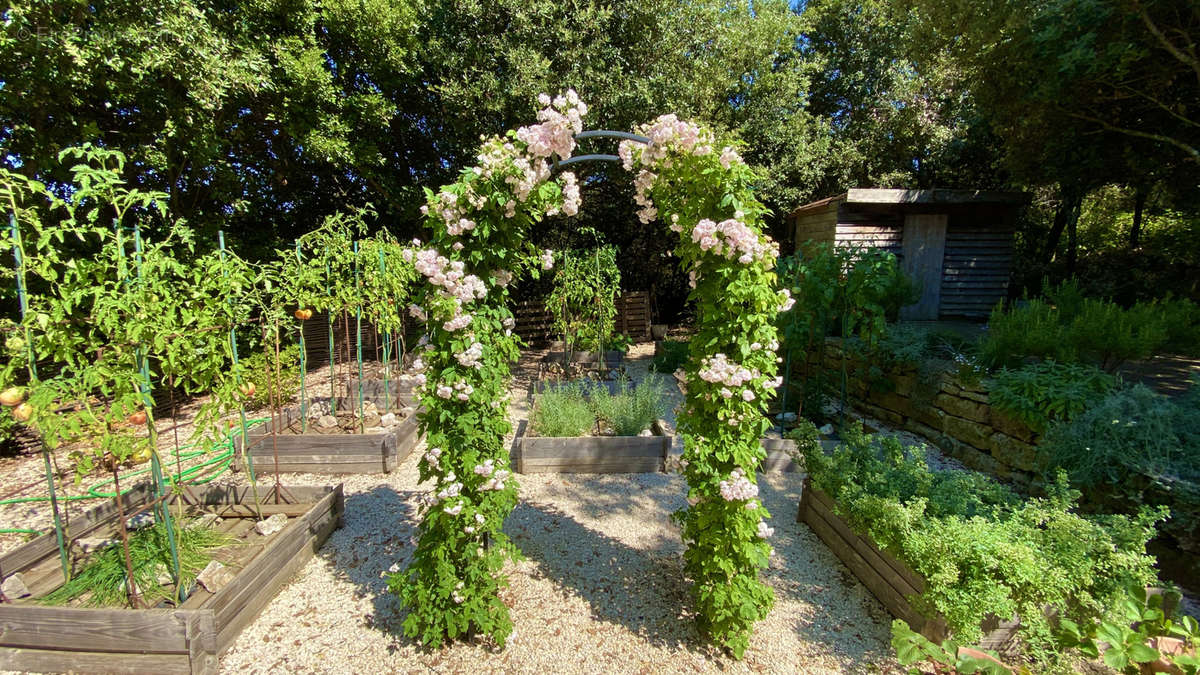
[691,216,772,264]
[718,468,759,502]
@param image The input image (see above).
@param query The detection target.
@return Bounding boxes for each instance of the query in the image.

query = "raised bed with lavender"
[0,482,343,674]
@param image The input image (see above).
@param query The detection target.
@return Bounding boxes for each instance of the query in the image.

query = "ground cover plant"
[799,421,1166,668]
[988,361,1120,434]
[394,91,788,657]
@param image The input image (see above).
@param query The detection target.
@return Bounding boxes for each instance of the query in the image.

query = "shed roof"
[790,188,1028,218]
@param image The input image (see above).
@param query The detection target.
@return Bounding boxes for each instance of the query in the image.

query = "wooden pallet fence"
[0,483,344,675]
[512,291,653,346]
[514,419,671,473]
[797,477,1020,652]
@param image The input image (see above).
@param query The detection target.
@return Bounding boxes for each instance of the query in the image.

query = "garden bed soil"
[513,418,672,474]
[0,482,343,674]
[236,381,423,474]
[797,477,1021,657]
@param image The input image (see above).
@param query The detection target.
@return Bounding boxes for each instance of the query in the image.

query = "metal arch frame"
[552,130,649,171]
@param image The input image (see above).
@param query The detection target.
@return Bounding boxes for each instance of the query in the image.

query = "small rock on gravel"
[317,414,338,429]
[190,513,222,530]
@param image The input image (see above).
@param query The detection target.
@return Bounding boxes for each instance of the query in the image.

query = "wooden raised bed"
[514,419,671,473]
[797,477,1020,653]
[0,482,344,674]
[237,381,423,474]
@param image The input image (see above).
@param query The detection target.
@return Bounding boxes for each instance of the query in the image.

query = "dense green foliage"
[237,344,302,412]
[531,378,668,437]
[978,282,1195,370]
[547,245,620,353]
[801,422,1165,666]
[649,338,690,374]
[988,362,1120,434]
[776,243,916,419]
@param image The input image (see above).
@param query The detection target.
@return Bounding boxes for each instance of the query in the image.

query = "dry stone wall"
[820,340,1038,488]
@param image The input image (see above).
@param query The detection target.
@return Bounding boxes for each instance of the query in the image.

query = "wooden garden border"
[514,418,671,473]
[237,380,423,474]
[797,477,1020,653]
[0,482,344,674]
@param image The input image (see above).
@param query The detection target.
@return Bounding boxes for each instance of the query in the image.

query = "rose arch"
[389,91,794,657]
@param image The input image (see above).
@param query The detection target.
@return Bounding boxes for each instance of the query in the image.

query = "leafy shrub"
[650,338,690,373]
[980,281,1171,370]
[238,344,302,410]
[1153,296,1200,356]
[530,383,595,437]
[590,378,668,436]
[1039,384,1200,496]
[988,361,1119,433]
[979,298,1076,368]
[800,422,1165,665]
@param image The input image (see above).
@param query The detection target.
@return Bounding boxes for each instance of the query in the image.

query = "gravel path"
[218,345,903,674]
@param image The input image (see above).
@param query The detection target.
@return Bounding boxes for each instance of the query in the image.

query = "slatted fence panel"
[939,226,1014,319]
[513,292,652,346]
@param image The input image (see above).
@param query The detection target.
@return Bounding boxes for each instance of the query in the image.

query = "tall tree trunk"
[1130,187,1147,248]
[1066,205,1079,275]
[1042,189,1083,264]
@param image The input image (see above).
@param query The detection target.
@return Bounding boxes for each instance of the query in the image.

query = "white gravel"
[217,346,902,674]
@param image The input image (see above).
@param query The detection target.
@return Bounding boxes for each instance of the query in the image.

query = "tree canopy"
[2,0,1196,302]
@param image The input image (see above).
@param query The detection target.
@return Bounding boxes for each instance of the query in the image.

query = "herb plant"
[988,361,1119,433]
[800,422,1166,666]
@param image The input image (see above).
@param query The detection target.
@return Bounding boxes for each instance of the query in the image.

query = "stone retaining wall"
[820,341,1038,488]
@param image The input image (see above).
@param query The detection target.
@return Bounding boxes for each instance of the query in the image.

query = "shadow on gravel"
[505,499,707,654]
[755,474,900,671]
[315,484,420,644]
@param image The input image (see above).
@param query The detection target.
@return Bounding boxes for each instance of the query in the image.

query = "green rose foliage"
[618,123,786,657]
[392,94,788,657]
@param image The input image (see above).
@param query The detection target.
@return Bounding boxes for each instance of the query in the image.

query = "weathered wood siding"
[793,204,837,248]
[939,213,1014,319]
[899,214,949,321]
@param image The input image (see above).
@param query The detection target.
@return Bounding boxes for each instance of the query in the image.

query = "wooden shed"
[788,189,1027,320]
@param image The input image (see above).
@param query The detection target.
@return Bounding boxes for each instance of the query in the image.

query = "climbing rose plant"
[391,91,788,658]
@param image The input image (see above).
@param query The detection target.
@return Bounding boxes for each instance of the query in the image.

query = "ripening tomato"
[12,402,33,422]
[0,387,25,407]
[294,308,313,321]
